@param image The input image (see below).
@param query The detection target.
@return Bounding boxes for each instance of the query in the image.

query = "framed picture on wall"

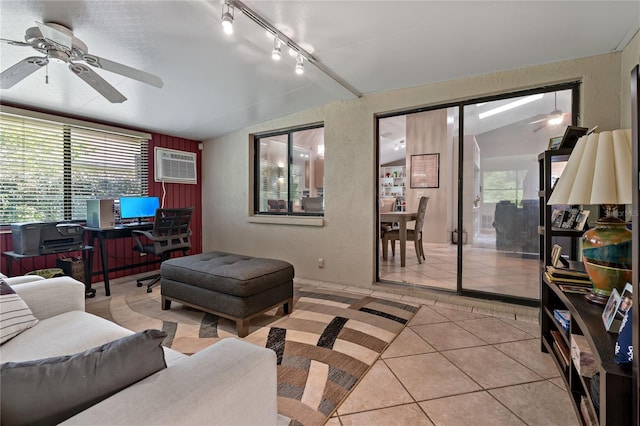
[410,153,439,188]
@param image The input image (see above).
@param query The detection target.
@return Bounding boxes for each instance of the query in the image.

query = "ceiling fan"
[0,22,163,103]
[528,92,569,132]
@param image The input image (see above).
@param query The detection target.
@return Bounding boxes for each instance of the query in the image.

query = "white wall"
[202,51,628,289]
[405,109,451,244]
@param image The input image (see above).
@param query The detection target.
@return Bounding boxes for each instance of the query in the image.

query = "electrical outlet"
[318,258,324,268]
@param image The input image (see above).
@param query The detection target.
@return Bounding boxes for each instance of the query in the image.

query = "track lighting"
[218,0,360,97]
[271,37,282,61]
[295,54,304,75]
[221,1,234,35]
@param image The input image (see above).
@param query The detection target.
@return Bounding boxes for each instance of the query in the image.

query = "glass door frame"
[376,81,581,306]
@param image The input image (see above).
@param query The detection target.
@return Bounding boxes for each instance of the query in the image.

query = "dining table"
[380,211,418,267]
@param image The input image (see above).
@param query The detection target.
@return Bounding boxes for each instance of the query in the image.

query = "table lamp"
[547,129,632,304]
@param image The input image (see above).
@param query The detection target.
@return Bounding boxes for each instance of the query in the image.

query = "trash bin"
[56,257,85,282]
[452,229,467,244]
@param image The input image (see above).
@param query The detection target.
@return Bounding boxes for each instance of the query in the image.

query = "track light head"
[271,38,282,61]
[221,2,234,35]
[295,54,304,75]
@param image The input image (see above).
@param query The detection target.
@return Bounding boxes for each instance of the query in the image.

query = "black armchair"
[132,207,193,293]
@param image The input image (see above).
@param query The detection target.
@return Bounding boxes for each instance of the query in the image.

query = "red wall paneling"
[0,132,202,286]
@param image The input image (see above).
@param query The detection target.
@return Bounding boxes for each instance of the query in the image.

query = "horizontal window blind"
[0,111,149,224]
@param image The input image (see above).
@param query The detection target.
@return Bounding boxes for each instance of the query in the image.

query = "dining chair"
[379,197,396,237]
[382,196,429,264]
[268,199,287,212]
[380,197,397,214]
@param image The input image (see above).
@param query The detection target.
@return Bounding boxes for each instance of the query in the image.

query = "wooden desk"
[85,224,155,296]
[380,211,417,267]
[2,246,95,297]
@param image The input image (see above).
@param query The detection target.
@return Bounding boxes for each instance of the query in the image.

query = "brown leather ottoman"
[160,251,294,337]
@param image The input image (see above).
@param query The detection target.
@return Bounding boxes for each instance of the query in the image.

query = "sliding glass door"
[458,88,576,302]
[378,84,579,303]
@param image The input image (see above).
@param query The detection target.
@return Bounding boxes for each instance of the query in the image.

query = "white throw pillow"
[0,278,39,344]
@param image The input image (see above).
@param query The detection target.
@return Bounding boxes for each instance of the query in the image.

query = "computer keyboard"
[120,222,151,227]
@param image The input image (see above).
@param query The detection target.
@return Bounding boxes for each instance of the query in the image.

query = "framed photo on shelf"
[561,207,579,229]
[618,282,633,315]
[552,209,566,228]
[574,210,590,231]
[548,136,563,150]
[551,244,563,267]
[602,288,623,332]
[558,126,589,150]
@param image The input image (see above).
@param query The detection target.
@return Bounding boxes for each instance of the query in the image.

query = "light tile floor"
[314,283,579,426]
[88,275,575,426]
[380,239,540,300]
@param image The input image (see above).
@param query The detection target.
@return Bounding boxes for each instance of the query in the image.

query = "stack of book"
[545,264,592,294]
[551,330,570,367]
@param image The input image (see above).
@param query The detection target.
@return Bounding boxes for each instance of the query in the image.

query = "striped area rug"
[245,289,418,425]
[86,286,418,425]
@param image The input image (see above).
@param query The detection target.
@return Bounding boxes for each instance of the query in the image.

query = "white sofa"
[0,275,278,425]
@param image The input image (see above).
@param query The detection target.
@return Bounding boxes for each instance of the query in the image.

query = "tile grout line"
[340,302,567,425]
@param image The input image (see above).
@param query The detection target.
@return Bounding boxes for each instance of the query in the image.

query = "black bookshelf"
[539,142,635,424]
[629,63,639,426]
[542,277,633,425]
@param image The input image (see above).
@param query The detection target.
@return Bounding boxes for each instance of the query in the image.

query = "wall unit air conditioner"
[154,147,197,184]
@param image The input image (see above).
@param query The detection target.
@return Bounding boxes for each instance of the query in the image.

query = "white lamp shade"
[547,129,632,206]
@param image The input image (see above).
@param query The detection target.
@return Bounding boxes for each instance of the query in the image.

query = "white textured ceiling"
[0,1,638,141]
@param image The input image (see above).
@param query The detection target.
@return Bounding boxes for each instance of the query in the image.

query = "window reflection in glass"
[255,125,324,215]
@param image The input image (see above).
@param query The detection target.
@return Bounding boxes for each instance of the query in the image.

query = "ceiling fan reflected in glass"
[0,21,163,103]
[529,92,569,132]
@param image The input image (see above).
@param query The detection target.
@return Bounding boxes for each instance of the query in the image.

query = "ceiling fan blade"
[1,56,48,89]
[69,63,127,103]
[528,117,548,125]
[82,54,163,88]
[533,123,547,133]
[0,38,31,47]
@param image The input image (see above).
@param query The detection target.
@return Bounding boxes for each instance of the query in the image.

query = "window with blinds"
[254,124,324,216]
[0,111,149,224]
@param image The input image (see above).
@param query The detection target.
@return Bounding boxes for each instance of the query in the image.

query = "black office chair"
[132,207,193,293]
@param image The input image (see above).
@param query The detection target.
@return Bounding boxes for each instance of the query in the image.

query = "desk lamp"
[547,129,632,304]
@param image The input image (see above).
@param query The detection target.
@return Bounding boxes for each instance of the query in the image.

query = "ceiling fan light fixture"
[221,2,234,35]
[271,38,282,61]
[295,54,304,75]
[548,115,564,125]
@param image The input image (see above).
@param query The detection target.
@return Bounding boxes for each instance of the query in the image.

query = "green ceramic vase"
[581,218,632,304]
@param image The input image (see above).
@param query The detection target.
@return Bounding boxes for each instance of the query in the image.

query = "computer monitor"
[119,196,160,223]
